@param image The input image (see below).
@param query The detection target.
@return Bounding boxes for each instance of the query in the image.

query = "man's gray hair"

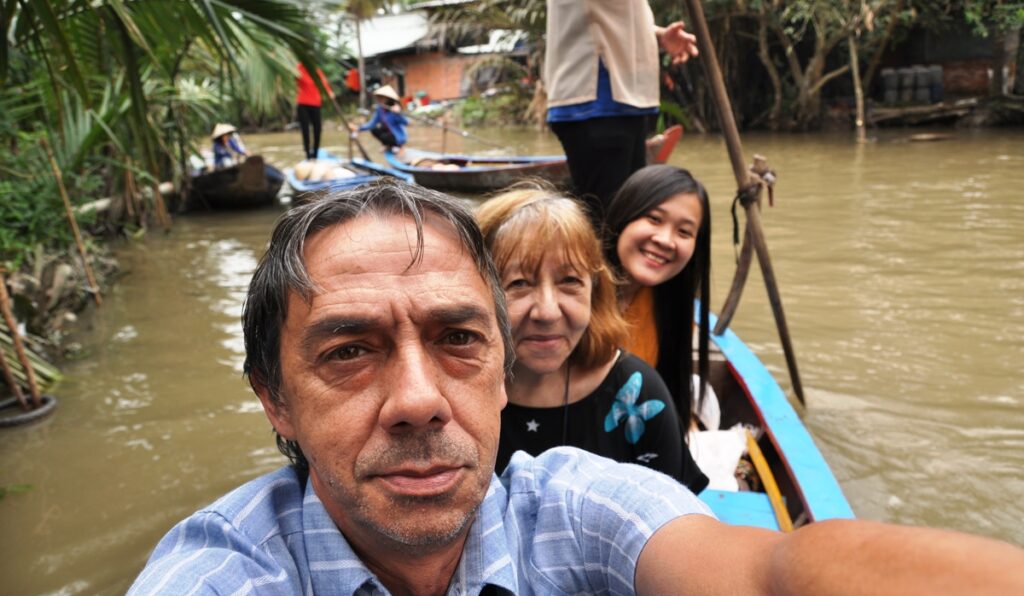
[242,179,514,470]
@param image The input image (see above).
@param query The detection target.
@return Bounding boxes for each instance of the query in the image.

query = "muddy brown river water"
[2,124,1022,594]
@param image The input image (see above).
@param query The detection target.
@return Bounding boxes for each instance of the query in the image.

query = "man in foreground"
[130,181,1024,595]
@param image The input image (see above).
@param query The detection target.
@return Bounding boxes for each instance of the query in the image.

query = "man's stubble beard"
[325,429,490,550]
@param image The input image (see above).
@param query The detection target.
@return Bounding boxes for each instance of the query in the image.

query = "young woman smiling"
[606,165,713,439]
[478,186,708,491]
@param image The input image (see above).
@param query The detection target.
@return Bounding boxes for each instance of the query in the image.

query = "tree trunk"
[356,18,368,110]
[1001,27,1020,96]
[862,0,903,96]
[992,29,1007,96]
[849,33,866,143]
[756,15,783,130]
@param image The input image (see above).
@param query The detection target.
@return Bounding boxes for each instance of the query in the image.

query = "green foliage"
[455,92,534,127]
[456,96,488,126]
[958,0,1024,35]
[2,0,323,207]
[658,100,692,133]
[451,55,534,126]
[0,483,34,501]
[432,0,547,76]
[0,133,71,269]
[1,327,63,390]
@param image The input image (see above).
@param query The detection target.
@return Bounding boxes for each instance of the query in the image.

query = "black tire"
[0,394,58,428]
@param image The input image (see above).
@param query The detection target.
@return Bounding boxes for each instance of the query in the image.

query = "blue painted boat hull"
[286,150,413,203]
[697,312,854,529]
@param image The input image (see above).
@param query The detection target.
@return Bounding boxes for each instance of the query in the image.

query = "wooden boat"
[697,312,854,529]
[285,149,414,204]
[383,124,684,193]
[189,155,284,210]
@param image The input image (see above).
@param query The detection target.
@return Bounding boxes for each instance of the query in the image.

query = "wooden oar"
[683,0,805,406]
[328,96,372,162]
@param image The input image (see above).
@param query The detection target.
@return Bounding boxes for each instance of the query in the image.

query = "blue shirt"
[359,106,409,146]
[129,448,712,595]
[213,135,246,168]
[547,61,660,123]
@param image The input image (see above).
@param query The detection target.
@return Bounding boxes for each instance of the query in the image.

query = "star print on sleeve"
[526,419,540,432]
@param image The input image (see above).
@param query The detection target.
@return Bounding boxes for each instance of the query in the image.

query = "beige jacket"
[545,0,660,109]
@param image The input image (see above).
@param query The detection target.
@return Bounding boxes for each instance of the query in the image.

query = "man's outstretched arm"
[636,515,1024,595]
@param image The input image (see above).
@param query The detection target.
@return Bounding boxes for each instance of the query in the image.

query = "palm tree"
[343,0,392,110]
[2,0,322,223]
[430,0,548,122]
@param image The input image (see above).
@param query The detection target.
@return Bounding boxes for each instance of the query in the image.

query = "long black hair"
[605,165,712,439]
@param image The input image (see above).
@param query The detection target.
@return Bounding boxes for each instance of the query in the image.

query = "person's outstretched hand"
[657,21,699,65]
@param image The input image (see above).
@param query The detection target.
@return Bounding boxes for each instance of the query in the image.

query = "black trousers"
[370,123,398,148]
[297,104,322,160]
[551,115,649,228]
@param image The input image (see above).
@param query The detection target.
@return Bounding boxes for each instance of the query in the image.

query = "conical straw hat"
[211,123,237,139]
[372,85,401,103]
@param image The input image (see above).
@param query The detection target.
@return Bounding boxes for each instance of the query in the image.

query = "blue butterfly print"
[603,372,666,444]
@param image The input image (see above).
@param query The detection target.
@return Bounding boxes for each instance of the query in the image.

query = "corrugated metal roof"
[408,0,476,9]
[354,12,431,58]
[457,30,528,55]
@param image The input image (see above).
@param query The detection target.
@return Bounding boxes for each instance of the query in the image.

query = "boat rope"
[729,155,777,263]
[730,182,759,262]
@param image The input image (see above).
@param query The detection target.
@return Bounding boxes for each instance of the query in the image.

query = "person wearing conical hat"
[211,123,249,169]
[349,84,409,155]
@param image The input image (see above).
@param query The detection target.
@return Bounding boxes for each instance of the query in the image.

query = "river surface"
[2,123,1023,594]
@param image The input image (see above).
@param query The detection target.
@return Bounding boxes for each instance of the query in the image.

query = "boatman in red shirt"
[296,63,335,161]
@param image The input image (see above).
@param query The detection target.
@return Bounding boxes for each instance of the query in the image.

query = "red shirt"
[345,68,361,92]
[296,64,333,107]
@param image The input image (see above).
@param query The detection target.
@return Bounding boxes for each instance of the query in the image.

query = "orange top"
[345,68,361,92]
[296,64,333,107]
[622,286,659,367]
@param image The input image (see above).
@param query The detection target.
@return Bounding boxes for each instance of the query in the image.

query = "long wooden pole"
[329,95,372,162]
[0,284,28,410]
[41,138,103,307]
[0,271,41,409]
[683,0,805,405]
[714,227,753,334]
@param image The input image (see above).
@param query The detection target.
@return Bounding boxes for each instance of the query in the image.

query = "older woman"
[478,186,707,491]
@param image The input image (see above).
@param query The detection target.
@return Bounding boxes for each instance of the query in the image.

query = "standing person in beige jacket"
[545,0,698,227]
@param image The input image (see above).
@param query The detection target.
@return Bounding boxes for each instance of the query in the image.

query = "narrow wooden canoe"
[698,312,854,529]
[188,155,284,210]
[383,124,684,193]
[285,149,414,204]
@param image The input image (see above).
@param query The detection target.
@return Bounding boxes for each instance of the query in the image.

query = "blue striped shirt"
[129,447,712,595]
